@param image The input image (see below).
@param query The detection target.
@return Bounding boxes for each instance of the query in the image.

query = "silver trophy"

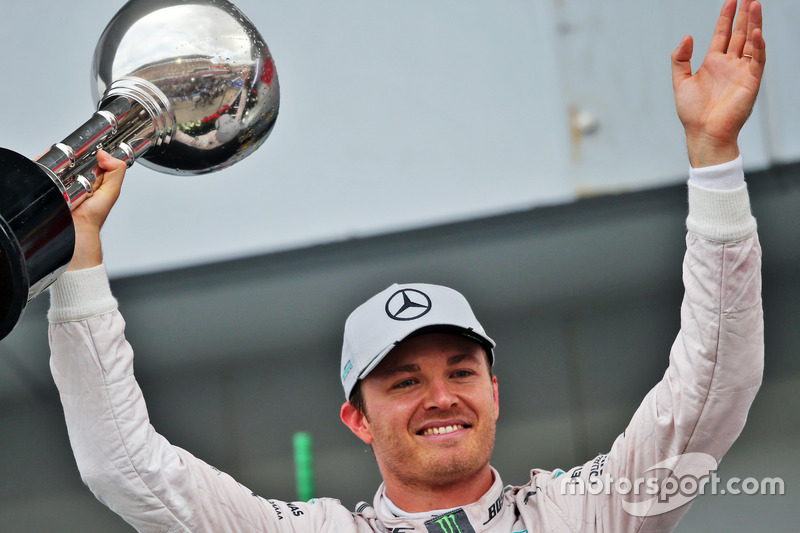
[0,0,279,339]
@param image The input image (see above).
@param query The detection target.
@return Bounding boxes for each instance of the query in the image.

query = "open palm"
[672,0,765,166]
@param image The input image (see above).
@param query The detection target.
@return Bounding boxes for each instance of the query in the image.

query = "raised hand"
[66,150,127,271]
[671,0,766,167]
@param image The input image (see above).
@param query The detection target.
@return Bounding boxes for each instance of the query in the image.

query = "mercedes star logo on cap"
[385,288,432,321]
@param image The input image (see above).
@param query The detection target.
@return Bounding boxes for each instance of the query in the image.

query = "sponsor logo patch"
[424,508,475,533]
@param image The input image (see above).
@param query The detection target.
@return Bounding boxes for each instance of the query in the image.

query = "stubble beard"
[371,415,497,491]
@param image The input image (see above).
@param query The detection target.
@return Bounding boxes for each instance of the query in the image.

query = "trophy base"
[0,148,75,340]
[1,218,25,340]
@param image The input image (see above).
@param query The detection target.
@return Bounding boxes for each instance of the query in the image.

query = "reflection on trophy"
[0,0,279,339]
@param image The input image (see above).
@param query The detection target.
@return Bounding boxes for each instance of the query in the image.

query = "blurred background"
[0,0,798,531]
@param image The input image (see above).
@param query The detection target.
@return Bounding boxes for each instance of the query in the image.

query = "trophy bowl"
[0,0,279,339]
[93,0,280,174]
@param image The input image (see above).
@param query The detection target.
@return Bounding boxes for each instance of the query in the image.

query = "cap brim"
[357,323,495,384]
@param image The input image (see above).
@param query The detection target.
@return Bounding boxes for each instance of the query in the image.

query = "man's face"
[341,332,499,492]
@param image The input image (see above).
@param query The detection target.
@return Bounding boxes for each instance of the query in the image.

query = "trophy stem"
[35,78,174,210]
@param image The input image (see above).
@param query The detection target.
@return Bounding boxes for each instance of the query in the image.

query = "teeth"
[422,424,464,436]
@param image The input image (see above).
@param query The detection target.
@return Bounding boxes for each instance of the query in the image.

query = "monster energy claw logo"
[436,515,461,533]
[424,509,475,533]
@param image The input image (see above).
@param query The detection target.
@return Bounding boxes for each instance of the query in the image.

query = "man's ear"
[340,401,374,444]
[492,375,499,421]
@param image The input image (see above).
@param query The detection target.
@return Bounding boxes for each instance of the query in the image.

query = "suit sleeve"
[542,165,763,531]
[48,266,357,532]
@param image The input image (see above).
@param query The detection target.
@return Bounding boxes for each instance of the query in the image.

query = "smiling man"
[48,1,765,531]
[340,285,500,513]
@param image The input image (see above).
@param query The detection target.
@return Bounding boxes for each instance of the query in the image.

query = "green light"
[293,431,315,501]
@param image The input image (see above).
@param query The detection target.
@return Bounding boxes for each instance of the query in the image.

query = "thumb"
[95,149,127,200]
[671,35,694,89]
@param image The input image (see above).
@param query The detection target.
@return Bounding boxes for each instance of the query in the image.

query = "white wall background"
[1,0,796,277]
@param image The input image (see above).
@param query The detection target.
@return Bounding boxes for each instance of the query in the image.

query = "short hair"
[349,380,368,416]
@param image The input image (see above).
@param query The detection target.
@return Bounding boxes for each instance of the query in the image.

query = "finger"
[748,27,766,79]
[95,149,126,200]
[728,0,753,55]
[96,149,126,172]
[742,1,763,58]
[708,0,738,54]
[671,35,694,89]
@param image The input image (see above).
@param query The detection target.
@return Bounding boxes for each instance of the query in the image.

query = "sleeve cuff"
[688,155,745,190]
[47,264,118,323]
[686,182,757,243]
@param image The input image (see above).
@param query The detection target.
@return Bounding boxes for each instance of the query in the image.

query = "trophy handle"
[35,77,172,210]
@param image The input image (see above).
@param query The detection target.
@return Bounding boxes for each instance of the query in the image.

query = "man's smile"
[419,424,468,436]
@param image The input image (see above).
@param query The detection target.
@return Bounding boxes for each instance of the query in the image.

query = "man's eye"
[452,370,473,378]
[394,379,416,389]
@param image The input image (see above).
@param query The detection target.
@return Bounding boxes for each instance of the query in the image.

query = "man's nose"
[423,378,457,409]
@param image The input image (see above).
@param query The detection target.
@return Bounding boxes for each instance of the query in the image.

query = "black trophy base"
[0,148,75,340]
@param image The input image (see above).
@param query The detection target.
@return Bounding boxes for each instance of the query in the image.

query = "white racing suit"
[48,158,763,532]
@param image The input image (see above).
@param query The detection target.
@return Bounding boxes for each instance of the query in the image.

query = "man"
[49,0,765,531]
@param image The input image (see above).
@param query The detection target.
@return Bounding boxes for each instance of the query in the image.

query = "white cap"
[340,283,495,399]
